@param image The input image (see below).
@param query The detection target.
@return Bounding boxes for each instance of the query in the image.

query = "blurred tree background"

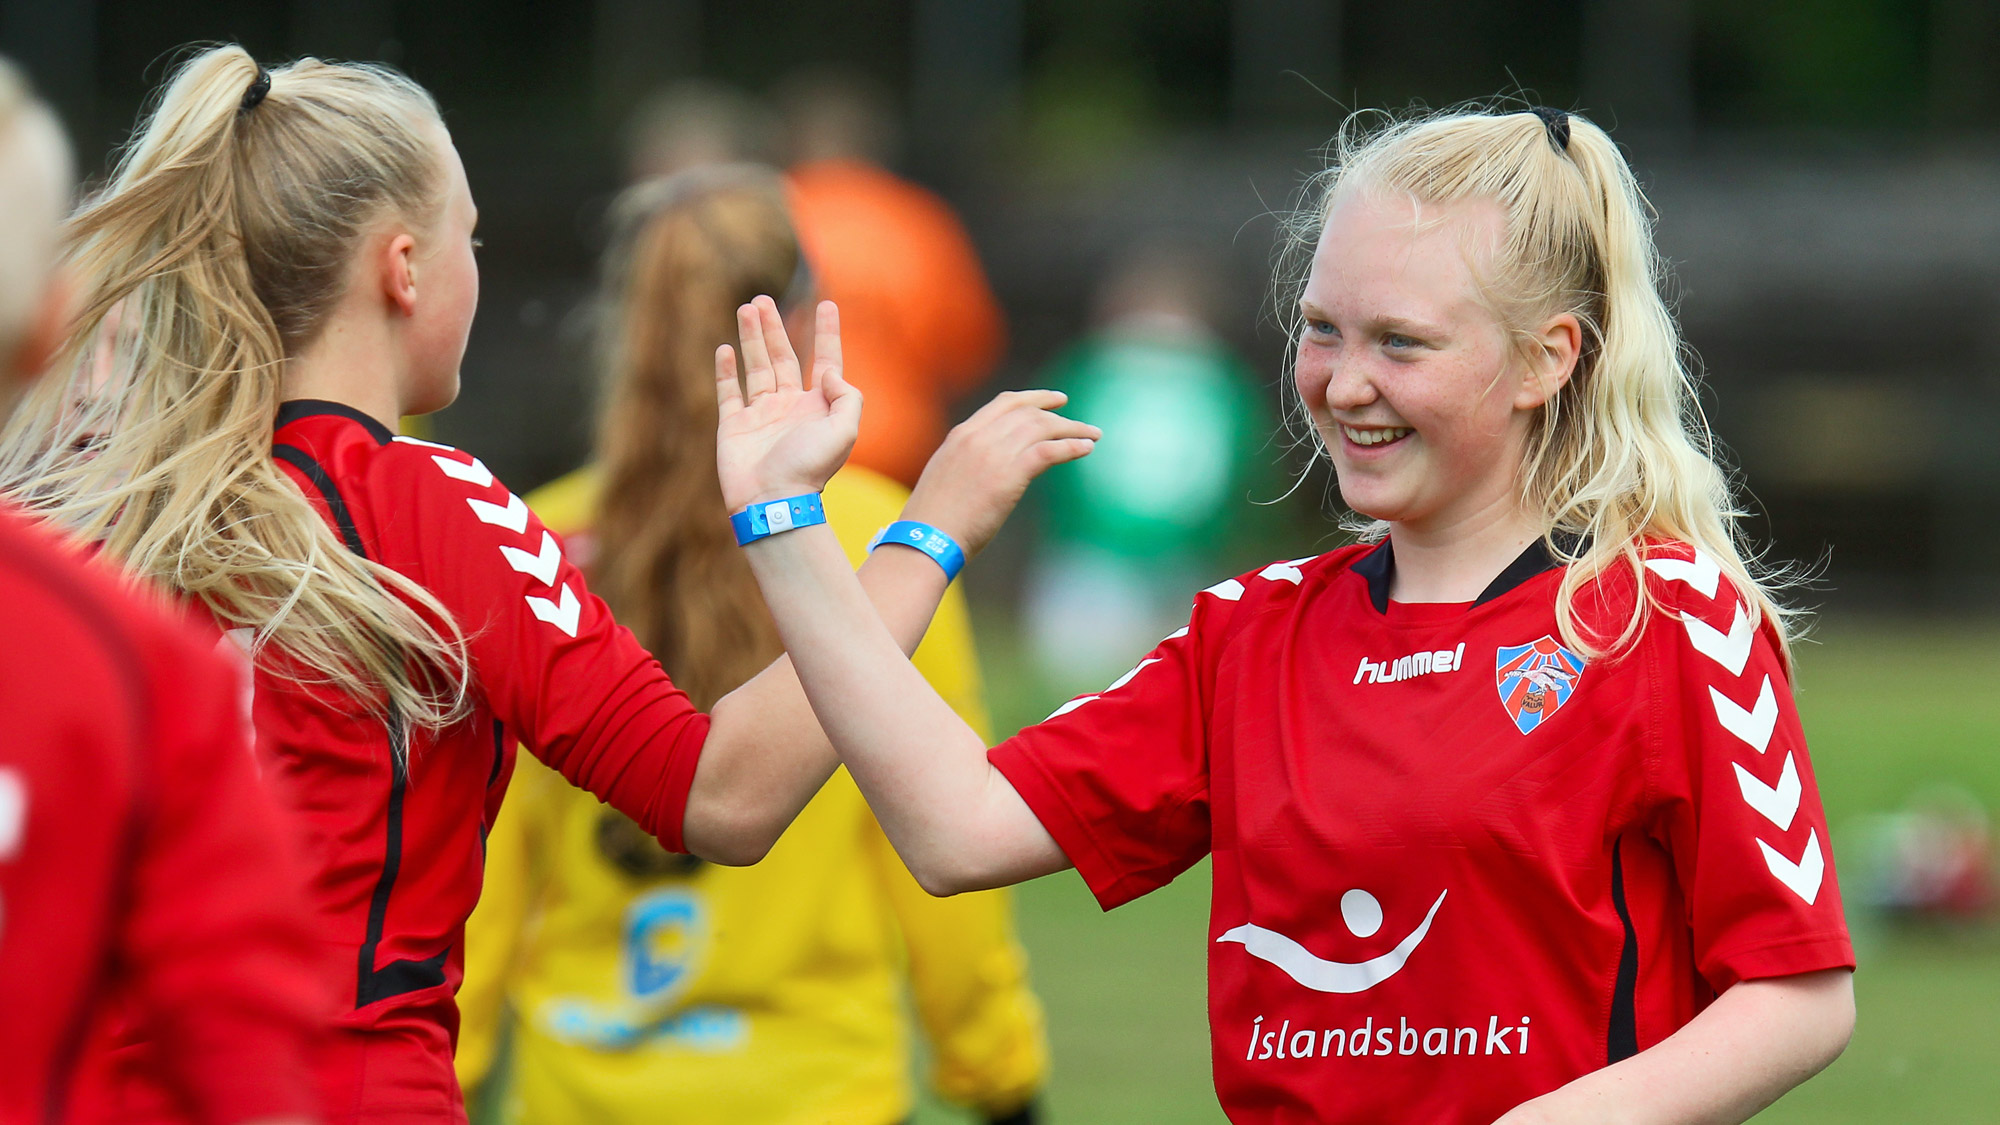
[5,2,1997,1121]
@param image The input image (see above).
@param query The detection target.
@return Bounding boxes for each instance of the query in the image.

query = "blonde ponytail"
[1283,105,1798,666]
[0,45,470,729]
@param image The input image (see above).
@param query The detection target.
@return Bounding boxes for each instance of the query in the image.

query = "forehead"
[1304,188,1504,315]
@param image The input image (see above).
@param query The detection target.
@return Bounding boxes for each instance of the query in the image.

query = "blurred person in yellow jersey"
[456,164,1047,1125]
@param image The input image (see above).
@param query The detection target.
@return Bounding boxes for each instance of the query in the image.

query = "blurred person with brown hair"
[455,165,1047,1125]
[0,57,323,1125]
[623,81,777,183]
[779,70,1005,487]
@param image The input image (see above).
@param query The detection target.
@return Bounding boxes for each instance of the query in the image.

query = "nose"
[1317,350,1378,414]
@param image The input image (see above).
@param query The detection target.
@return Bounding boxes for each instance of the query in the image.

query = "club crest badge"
[1494,637,1586,734]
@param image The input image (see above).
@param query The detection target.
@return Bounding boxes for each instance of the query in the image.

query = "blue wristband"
[868,520,967,582]
[731,493,827,546]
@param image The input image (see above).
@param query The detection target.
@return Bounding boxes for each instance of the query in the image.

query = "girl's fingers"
[738,303,776,399]
[810,301,842,390]
[1028,410,1102,442]
[755,296,802,392]
[715,345,744,417]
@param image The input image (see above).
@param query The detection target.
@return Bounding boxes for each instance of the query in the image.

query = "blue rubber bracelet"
[731,493,827,546]
[867,520,967,582]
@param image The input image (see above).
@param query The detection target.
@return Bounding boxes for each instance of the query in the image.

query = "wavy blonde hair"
[591,165,803,710]
[0,45,470,730]
[1279,106,1795,666]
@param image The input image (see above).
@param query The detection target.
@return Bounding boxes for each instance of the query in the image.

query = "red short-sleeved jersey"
[0,504,323,1125]
[989,539,1853,1123]
[81,401,712,1124]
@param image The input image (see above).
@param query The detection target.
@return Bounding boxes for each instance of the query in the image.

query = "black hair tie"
[1528,106,1570,154]
[240,67,271,112]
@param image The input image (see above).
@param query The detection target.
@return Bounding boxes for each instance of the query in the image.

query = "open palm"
[715,297,860,513]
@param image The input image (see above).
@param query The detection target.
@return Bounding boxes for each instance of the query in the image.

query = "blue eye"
[1307,319,1337,338]
[1384,333,1417,349]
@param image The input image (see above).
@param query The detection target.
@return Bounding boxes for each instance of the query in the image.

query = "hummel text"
[1354,643,1466,685]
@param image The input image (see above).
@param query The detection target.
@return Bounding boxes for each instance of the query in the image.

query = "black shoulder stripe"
[273,443,369,560]
[1607,836,1640,1064]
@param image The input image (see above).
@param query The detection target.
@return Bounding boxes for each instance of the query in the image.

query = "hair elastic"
[1528,106,1570,154]
[867,520,966,583]
[241,67,271,112]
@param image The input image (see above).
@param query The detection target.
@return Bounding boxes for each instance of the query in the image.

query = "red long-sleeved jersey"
[79,400,712,1123]
[0,503,323,1125]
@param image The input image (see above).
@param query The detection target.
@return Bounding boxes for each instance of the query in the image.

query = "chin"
[408,373,462,417]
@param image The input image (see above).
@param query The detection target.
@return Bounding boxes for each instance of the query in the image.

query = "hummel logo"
[1354,644,1466,685]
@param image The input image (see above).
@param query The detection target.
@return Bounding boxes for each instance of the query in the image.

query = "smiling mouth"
[1341,425,1412,448]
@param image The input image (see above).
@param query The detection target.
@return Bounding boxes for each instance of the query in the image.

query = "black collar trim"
[274,399,395,446]
[1353,536,1568,615]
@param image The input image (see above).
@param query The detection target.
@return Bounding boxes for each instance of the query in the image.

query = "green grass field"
[908,615,2000,1123]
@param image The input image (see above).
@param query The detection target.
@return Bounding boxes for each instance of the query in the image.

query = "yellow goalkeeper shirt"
[456,464,1048,1125]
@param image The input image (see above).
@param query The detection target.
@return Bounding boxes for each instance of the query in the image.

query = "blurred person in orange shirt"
[779,72,1005,486]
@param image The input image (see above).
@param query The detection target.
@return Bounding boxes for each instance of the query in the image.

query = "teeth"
[1341,425,1412,447]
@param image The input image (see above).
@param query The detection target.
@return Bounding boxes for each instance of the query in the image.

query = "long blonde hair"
[591,166,805,710]
[1280,106,1795,665]
[0,45,470,729]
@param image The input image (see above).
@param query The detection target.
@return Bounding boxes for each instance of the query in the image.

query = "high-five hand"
[902,390,1101,559]
[716,296,859,512]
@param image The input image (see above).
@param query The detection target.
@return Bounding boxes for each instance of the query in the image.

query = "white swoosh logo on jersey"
[1216,890,1447,993]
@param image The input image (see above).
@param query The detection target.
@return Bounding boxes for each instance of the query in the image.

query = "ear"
[381,231,420,317]
[1514,312,1580,411]
[5,268,78,387]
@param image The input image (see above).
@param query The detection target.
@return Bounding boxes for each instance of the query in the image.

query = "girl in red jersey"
[716,106,1856,1123]
[0,58,322,1125]
[0,46,1094,1125]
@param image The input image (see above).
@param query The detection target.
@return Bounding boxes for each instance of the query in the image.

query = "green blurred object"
[956,613,2000,1123]
[1038,332,1265,560]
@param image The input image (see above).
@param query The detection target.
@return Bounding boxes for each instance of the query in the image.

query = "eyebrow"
[1299,300,1446,337]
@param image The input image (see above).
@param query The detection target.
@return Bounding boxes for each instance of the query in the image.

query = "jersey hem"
[1701,931,1856,992]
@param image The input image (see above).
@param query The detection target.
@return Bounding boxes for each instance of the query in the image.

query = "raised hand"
[901,390,1100,559]
[715,296,859,512]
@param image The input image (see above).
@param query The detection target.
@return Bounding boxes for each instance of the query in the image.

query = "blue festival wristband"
[731,493,827,546]
[868,520,967,582]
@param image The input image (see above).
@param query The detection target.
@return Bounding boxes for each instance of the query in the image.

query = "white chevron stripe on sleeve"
[1709,675,1777,754]
[1203,578,1245,601]
[1756,829,1825,905]
[526,583,581,637]
[1105,658,1161,693]
[467,492,529,534]
[1680,602,1753,677]
[1259,561,1304,584]
[1047,695,1097,720]
[1644,549,1721,600]
[499,531,562,587]
[1733,752,1802,831]
[393,435,454,451]
[431,454,495,489]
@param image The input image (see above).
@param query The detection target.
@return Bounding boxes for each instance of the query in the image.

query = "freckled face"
[1293,190,1534,536]
[400,126,480,416]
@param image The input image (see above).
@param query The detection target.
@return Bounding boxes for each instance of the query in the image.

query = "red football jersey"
[989,539,1853,1123]
[86,401,712,1124]
[0,504,322,1125]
